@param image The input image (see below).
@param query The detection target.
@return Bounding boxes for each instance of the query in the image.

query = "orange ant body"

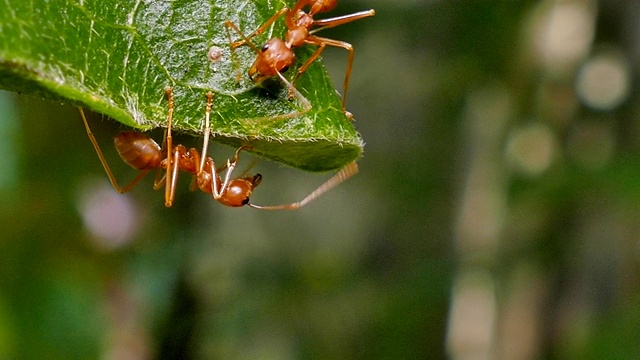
[79,87,358,209]
[225,0,375,116]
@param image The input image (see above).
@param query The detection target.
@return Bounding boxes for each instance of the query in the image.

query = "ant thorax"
[292,10,314,29]
[286,26,309,48]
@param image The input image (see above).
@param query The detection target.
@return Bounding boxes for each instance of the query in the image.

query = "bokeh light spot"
[77,179,142,249]
[505,123,558,176]
[576,51,630,110]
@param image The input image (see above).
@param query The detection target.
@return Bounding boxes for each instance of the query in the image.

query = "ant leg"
[224,9,288,81]
[153,166,167,190]
[291,42,326,86]
[119,170,153,193]
[165,147,181,207]
[153,125,172,190]
[225,9,288,50]
[186,92,213,192]
[309,10,376,33]
[306,9,375,116]
[188,149,202,192]
[220,146,247,190]
[209,146,249,200]
[248,161,358,210]
[153,129,168,187]
[79,108,121,190]
[199,92,214,174]
[79,107,152,193]
[224,21,256,81]
[164,87,176,207]
[208,159,224,200]
[306,35,355,115]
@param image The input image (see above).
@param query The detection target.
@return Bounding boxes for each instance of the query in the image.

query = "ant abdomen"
[308,0,337,15]
[114,132,163,170]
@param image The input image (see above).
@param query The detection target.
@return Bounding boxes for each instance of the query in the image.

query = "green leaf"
[0,0,363,171]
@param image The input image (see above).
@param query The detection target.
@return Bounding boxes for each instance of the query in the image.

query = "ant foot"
[231,40,246,50]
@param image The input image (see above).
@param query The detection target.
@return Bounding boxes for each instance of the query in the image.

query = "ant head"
[248,38,294,82]
[219,174,263,207]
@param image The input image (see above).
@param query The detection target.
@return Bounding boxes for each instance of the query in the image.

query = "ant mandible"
[225,0,375,117]
[79,87,359,209]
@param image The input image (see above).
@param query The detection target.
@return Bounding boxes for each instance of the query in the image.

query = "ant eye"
[281,66,289,73]
[242,197,250,205]
[261,44,269,52]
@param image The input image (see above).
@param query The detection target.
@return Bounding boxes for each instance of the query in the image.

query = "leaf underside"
[0,0,364,171]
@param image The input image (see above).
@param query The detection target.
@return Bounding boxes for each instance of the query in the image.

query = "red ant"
[79,87,358,209]
[225,0,375,117]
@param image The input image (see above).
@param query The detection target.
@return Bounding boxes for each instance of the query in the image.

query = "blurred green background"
[2,0,640,358]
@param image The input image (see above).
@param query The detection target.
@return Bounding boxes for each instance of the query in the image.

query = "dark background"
[1,0,640,358]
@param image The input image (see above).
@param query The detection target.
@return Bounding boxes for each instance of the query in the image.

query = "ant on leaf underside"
[79,87,358,209]
[225,0,375,118]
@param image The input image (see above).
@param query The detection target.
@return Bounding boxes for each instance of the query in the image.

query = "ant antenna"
[248,161,358,210]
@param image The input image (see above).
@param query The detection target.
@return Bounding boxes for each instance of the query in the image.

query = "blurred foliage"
[2,0,640,359]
